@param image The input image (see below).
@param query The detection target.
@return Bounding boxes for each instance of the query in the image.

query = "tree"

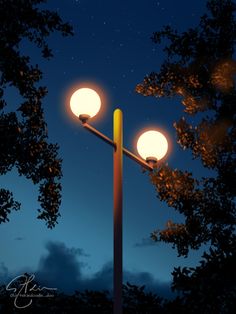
[123,282,164,314]
[0,279,164,313]
[0,0,73,228]
[136,0,236,312]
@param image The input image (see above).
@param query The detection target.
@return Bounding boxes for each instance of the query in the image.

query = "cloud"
[1,241,173,299]
[35,242,112,293]
[134,236,158,248]
[14,237,24,241]
[36,241,173,298]
[36,241,83,292]
[124,270,172,299]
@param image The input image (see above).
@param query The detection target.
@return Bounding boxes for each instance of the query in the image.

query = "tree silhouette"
[0,0,73,228]
[0,279,165,313]
[123,282,164,313]
[136,0,236,312]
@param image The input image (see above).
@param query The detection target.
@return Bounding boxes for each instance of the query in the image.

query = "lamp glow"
[137,130,168,161]
[70,88,101,119]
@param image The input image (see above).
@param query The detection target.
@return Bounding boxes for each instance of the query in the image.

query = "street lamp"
[137,130,168,163]
[70,87,168,314]
[70,87,101,119]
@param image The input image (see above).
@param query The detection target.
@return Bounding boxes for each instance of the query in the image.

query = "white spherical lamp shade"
[70,88,101,118]
[137,130,168,161]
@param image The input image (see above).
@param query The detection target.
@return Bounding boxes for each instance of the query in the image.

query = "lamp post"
[69,87,168,314]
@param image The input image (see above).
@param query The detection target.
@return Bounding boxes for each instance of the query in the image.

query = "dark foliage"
[136,0,236,312]
[123,282,164,313]
[0,0,73,227]
[0,278,165,313]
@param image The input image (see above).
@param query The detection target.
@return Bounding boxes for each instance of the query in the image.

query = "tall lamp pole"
[113,109,123,314]
[69,87,168,314]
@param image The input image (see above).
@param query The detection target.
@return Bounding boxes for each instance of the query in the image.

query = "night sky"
[0,0,210,296]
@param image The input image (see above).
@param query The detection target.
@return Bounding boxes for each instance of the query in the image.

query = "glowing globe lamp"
[137,130,168,162]
[70,88,101,121]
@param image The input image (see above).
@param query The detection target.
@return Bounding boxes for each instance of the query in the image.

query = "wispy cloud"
[134,236,158,248]
[14,237,24,241]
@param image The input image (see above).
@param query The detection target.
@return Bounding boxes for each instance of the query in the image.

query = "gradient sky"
[0,0,211,295]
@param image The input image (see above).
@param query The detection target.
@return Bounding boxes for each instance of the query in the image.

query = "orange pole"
[113,109,123,314]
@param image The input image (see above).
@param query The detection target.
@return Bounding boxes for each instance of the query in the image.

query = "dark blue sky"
[0,0,210,295]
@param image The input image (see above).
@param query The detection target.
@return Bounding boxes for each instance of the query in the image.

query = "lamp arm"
[82,122,115,148]
[123,148,153,171]
[82,122,153,171]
